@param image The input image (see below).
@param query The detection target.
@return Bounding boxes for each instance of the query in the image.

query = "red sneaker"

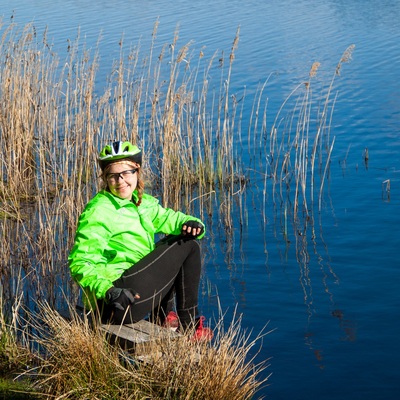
[163,311,179,331]
[191,316,213,342]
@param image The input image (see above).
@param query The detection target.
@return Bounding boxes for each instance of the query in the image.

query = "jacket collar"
[100,189,138,208]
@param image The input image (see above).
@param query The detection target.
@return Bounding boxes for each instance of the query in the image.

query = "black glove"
[181,220,204,238]
[106,287,139,311]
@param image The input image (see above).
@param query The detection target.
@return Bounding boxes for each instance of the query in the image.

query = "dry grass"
[10,302,269,399]
[133,315,270,399]
[28,303,144,399]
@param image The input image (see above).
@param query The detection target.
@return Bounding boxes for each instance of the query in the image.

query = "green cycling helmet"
[98,141,142,170]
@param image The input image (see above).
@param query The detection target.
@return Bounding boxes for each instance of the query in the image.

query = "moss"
[0,378,39,399]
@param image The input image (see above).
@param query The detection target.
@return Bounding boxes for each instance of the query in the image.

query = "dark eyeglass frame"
[106,168,138,182]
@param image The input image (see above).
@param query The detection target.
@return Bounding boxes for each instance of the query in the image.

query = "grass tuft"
[8,302,270,399]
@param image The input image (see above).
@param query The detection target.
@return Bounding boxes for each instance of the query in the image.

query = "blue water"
[2,0,400,398]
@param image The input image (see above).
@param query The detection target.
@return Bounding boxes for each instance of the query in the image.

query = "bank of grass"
[0,300,269,399]
[0,294,39,399]
[0,378,39,400]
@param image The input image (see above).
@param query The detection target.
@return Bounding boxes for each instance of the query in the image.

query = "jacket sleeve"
[145,195,206,238]
[68,204,114,301]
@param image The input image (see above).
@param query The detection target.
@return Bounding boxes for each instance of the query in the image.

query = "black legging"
[98,235,202,328]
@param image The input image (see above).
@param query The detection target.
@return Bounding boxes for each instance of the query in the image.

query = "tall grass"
[0,21,248,305]
[260,45,354,313]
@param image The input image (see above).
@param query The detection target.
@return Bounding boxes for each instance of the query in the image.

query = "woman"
[68,141,212,339]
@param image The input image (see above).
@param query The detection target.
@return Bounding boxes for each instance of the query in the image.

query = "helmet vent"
[112,141,120,154]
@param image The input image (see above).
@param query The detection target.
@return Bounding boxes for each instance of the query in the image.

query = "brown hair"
[101,160,144,206]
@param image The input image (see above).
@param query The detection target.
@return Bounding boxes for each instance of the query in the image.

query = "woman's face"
[105,162,138,200]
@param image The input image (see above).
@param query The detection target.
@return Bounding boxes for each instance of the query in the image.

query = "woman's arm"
[142,194,206,238]
[68,204,114,300]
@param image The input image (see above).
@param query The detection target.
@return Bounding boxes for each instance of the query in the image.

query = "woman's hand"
[106,287,140,311]
[181,220,204,238]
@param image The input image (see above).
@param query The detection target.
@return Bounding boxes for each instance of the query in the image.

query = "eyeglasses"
[106,168,138,182]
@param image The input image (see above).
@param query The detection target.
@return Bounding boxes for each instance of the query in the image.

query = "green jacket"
[68,190,205,307]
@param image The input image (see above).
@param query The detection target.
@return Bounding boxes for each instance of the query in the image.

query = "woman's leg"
[99,236,202,325]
